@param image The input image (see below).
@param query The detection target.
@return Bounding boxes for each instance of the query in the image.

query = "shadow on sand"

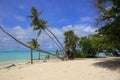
[93,57,120,71]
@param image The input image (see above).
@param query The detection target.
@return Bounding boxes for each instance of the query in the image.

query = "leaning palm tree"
[37,19,63,50]
[28,39,40,64]
[28,7,66,56]
[0,26,63,60]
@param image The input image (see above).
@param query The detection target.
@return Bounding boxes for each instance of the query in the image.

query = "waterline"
[0,51,56,62]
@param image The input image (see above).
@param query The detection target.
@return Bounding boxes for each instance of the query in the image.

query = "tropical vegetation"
[63,0,120,59]
[96,0,120,49]
[28,7,65,56]
[0,1,120,62]
[64,30,120,59]
[28,39,40,64]
[64,30,79,59]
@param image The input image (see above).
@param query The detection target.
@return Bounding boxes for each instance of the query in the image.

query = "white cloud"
[15,15,26,22]
[12,26,27,39]
[0,26,35,50]
[38,24,97,50]
[62,24,97,37]
[80,16,92,22]
[0,24,97,51]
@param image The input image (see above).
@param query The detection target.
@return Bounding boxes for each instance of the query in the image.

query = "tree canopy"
[28,39,40,49]
[96,0,120,49]
[64,30,79,59]
[28,39,40,64]
[28,7,65,55]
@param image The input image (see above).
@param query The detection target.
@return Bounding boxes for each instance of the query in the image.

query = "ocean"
[0,51,56,62]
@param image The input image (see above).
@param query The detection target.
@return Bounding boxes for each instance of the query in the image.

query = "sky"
[0,0,98,51]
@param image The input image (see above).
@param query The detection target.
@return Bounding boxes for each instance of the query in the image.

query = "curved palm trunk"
[44,30,67,59]
[46,28,66,55]
[44,30,62,50]
[0,26,63,60]
[30,49,33,64]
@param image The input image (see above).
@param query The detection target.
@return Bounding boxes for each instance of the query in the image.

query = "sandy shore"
[0,57,120,80]
[0,60,30,68]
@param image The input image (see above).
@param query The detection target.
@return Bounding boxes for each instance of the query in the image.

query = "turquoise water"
[0,51,56,62]
[96,52,106,57]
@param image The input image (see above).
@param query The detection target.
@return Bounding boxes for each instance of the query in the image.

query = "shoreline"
[0,57,120,80]
[0,57,119,68]
[0,60,29,68]
[0,58,60,69]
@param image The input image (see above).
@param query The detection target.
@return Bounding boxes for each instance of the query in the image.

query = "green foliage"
[28,7,65,56]
[28,39,40,64]
[64,30,79,59]
[78,34,113,57]
[74,50,86,58]
[28,39,40,49]
[63,30,113,58]
[79,36,92,57]
[74,50,81,58]
[80,51,87,58]
[63,30,117,58]
[89,34,113,50]
[28,7,48,36]
[79,37,91,51]
[96,0,120,49]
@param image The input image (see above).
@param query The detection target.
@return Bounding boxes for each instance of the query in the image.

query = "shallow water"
[0,51,56,62]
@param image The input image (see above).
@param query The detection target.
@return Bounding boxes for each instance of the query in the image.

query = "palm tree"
[0,26,63,60]
[28,39,40,64]
[28,7,66,57]
[64,30,79,59]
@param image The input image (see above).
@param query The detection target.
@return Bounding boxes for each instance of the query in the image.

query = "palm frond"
[37,29,41,36]
[27,15,34,18]
[28,38,40,49]
[37,11,43,16]
[31,7,38,16]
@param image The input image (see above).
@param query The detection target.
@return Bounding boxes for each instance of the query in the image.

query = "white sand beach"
[0,57,120,80]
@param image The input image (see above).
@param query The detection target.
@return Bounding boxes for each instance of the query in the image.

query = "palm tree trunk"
[38,52,40,60]
[44,30,62,50]
[0,26,63,60]
[31,49,33,64]
[46,28,66,56]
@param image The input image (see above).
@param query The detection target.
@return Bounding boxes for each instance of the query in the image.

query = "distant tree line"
[64,30,120,59]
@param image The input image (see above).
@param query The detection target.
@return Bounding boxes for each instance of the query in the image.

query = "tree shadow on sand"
[93,58,120,71]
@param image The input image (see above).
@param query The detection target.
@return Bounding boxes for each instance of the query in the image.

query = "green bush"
[74,50,87,58]
[80,51,86,58]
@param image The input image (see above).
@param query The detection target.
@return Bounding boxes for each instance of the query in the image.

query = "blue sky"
[0,0,98,51]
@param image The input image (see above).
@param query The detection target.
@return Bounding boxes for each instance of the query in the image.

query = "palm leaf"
[37,29,41,36]
[37,11,43,16]
[31,7,38,16]
[27,15,34,18]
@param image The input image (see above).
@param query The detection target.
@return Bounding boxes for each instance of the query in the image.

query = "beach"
[0,57,120,80]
